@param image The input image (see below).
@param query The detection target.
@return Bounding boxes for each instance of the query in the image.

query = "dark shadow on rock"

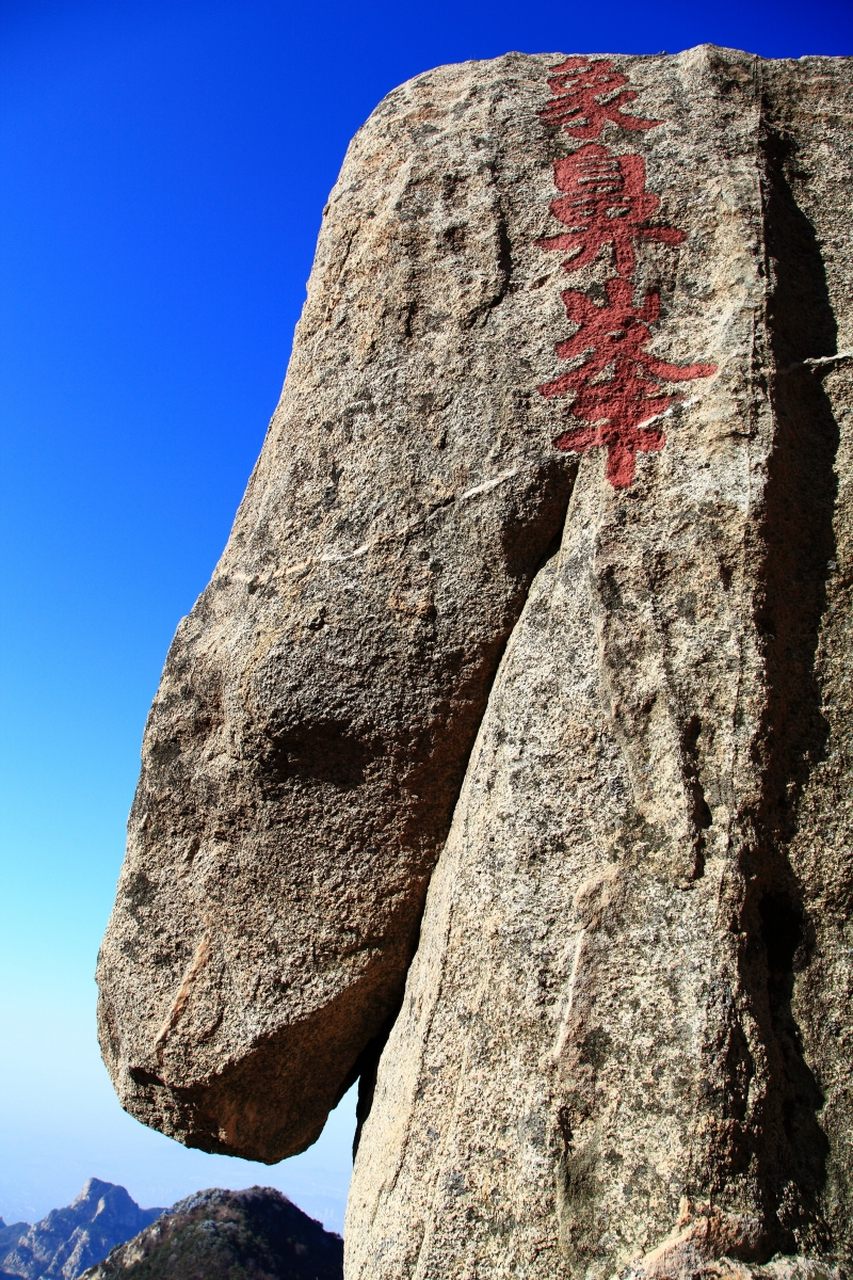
[264,720,381,791]
[739,119,839,1255]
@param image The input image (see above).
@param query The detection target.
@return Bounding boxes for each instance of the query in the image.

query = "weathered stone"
[98,43,853,1280]
[345,46,853,1280]
[97,49,577,1162]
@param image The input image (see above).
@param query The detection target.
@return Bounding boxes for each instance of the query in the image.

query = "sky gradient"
[2,0,852,1236]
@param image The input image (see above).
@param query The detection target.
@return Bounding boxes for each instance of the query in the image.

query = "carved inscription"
[537,57,716,487]
[535,143,686,279]
[540,56,660,138]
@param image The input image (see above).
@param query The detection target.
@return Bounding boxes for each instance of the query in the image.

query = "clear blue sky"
[1,0,851,1237]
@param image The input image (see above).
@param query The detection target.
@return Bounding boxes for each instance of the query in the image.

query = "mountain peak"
[83,1186,343,1280]
[1,1182,162,1280]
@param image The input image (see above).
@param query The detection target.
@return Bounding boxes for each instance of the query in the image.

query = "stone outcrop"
[81,1187,343,1280]
[98,45,853,1279]
[1,1182,163,1280]
[97,47,578,1163]
[0,1225,29,1265]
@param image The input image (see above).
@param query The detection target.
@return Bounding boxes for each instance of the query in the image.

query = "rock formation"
[81,1187,343,1280]
[1,1182,163,1280]
[0,1224,29,1265]
[98,45,853,1279]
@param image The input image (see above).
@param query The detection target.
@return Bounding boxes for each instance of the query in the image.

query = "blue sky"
[2,0,852,1237]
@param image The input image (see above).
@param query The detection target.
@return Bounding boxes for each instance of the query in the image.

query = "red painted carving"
[535,143,685,278]
[536,56,716,488]
[539,279,716,488]
[539,56,660,140]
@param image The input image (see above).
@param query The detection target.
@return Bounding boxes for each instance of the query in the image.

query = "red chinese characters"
[535,143,685,279]
[539,280,717,487]
[536,57,716,488]
[539,56,660,140]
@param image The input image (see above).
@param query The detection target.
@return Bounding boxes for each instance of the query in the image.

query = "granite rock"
[97,47,578,1162]
[97,44,853,1280]
[346,46,853,1280]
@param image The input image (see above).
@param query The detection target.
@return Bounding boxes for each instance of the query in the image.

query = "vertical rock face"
[97,44,853,1280]
[346,47,853,1280]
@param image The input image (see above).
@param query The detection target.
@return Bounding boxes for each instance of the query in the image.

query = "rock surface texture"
[1,1182,163,1280]
[0,1224,30,1266]
[81,1188,343,1280]
[98,45,853,1280]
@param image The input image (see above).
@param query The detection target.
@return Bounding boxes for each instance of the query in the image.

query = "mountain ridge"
[0,1181,162,1280]
[81,1186,343,1280]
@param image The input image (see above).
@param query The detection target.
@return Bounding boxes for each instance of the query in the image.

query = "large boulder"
[98,44,853,1279]
[346,46,853,1280]
[97,48,579,1162]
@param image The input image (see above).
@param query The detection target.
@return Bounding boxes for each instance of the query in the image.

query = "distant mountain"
[0,1221,29,1261]
[81,1187,343,1280]
[1,1180,163,1280]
